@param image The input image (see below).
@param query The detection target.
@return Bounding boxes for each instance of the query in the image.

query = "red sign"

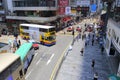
[58,7,65,15]
[58,0,69,7]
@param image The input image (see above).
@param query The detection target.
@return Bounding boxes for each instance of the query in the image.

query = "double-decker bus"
[0,53,25,80]
[19,23,56,46]
[15,42,34,74]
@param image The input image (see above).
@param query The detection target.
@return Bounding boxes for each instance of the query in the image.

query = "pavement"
[56,32,111,79]
[0,35,26,44]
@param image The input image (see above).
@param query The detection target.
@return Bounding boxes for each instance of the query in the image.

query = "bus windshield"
[48,36,56,41]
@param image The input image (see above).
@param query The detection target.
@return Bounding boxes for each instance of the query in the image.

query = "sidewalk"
[56,34,111,80]
[0,35,26,44]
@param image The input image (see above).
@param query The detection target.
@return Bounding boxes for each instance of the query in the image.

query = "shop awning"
[62,16,72,22]
[108,74,120,80]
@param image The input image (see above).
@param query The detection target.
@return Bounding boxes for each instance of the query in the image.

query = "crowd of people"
[73,22,105,80]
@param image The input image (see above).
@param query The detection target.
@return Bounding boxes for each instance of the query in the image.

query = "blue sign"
[90,4,97,12]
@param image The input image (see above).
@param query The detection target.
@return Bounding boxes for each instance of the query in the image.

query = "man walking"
[91,59,95,70]
[93,72,98,80]
[92,38,94,46]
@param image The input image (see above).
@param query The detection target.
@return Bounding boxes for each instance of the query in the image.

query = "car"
[67,27,74,32]
[76,26,81,32]
[28,40,39,50]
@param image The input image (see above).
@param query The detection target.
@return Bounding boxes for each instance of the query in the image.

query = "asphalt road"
[25,34,73,80]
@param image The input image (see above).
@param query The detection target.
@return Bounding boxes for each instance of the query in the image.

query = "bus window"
[39,28,48,32]
[49,28,55,32]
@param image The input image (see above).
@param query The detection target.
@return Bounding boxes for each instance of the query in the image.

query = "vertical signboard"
[65,7,71,15]
[58,7,65,15]
[58,0,69,15]
[90,4,97,12]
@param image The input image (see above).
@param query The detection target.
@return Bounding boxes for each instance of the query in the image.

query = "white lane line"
[46,54,54,65]
[25,69,33,79]
[36,58,42,65]
[34,52,38,57]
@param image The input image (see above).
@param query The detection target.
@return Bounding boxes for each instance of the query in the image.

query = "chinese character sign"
[58,0,69,7]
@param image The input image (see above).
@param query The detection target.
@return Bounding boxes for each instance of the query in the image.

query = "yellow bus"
[0,53,25,80]
[19,23,56,46]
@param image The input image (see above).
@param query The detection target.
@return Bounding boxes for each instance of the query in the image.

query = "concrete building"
[0,0,5,22]
[103,0,120,77]
[0,0,7,33]
[4,0,58,34]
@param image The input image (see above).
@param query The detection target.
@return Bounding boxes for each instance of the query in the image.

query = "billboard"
[58,0,69,7]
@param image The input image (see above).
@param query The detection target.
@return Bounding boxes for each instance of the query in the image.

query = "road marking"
[36,58,42,65]
[25,69,33,79]
[46,54,54,65]
[34,52,38,57]
[50,40,72,80]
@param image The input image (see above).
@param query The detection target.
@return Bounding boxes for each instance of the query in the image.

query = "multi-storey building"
[4,0,57,34]
[104,0,120,76]
[0,0,7,35]
[0,0,5,22]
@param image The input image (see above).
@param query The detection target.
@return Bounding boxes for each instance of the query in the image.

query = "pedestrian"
[101,46,104,53]
[8,39,12,52]
[91,59,95,70]
[18,40,21,47]
[93,72,98,80]
[80,48,84,56]
[92,38,94,46]
[82,34,84,40]
[88,33,90,39]
[63,30,66,35]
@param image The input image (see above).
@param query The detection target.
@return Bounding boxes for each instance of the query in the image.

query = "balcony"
[13,7,57,11]
[6,16,57,23]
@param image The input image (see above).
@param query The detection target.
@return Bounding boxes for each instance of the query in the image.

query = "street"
[25,34,73,80]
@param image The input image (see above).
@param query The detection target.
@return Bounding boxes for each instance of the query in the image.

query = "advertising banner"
[65,7,71,15]
[58,7,65,15]
[58,0,69,7]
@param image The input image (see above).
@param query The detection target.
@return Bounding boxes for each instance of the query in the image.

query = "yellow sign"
[71,10,76,13]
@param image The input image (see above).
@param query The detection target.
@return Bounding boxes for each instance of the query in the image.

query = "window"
[21,26,29,29]
[39,28,48,32]
[112,29,116,40]
[49,28,55,32]
[116,37,119,43]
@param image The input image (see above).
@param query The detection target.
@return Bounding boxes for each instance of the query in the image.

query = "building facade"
[104,0,120,76]
[0,0,7,34]
[4,0,58,34]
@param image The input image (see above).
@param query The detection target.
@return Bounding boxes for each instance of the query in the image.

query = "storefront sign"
[58,0,69,7]
[76,0,90,6]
